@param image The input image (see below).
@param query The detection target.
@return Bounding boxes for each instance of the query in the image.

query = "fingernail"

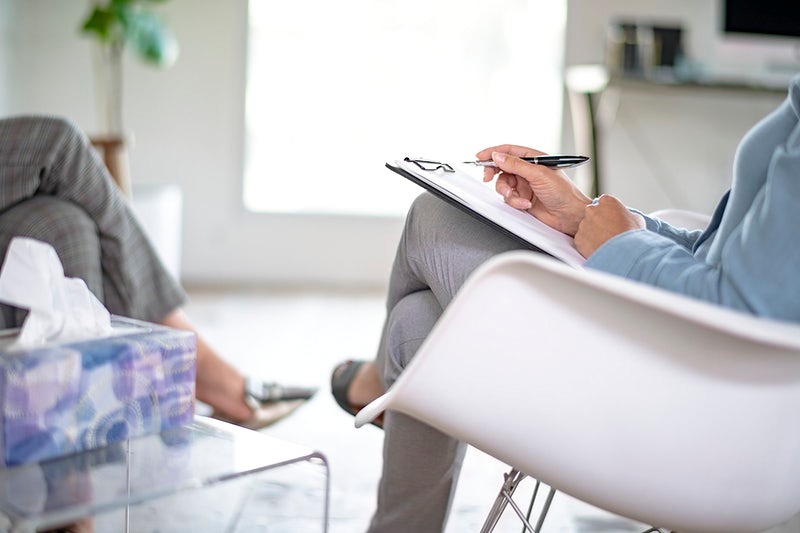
[492,151,506,164]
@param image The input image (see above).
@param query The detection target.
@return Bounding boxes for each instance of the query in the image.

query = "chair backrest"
[649,208,712,230]
[357,251,800,533]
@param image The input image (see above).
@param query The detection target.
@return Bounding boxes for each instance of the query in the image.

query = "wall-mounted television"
[723,0,800,40]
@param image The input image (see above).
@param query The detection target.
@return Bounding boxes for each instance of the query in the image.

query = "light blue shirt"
[585,75,800,323]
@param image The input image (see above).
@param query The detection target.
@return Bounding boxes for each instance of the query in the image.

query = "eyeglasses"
[404,157,455,173]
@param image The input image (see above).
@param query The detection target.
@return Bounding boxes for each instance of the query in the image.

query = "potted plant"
[80,0,179,134]
[78,0,179,195]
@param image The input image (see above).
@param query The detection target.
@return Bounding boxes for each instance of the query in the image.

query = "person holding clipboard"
[332,75,800,532]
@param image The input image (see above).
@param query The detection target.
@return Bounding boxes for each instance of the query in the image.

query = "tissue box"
[0,316,196,467]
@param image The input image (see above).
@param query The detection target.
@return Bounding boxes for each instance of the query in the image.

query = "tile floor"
[182,286,649,533]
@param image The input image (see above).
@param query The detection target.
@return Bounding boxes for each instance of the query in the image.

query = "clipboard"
[387,158,586,268]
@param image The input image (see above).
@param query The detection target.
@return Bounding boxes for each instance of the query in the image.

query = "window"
[245,0,566,216]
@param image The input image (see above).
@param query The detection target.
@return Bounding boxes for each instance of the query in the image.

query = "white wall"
[0,2,9,112]
[5,0,789,285]
[1,0,404,288]
[563,0,787,215]
[3,2,95,124]
[565,0,716,68]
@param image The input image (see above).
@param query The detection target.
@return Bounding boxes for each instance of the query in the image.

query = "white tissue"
[0,237,112,348]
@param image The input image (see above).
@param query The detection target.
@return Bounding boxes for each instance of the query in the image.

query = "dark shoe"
[331,360,383,429]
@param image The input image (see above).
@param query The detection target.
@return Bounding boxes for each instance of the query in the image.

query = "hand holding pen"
[474,145,593,236]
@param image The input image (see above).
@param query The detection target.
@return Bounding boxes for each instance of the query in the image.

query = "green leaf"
[110,0,169,8]
[79,7,121,43]
[79,0,179,68]
[124,10,179,67]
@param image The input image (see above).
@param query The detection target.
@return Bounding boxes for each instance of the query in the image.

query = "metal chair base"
[480,468,555,533]
[479,467,670,533]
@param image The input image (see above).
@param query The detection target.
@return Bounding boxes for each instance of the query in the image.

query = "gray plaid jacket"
[0,115,186,328]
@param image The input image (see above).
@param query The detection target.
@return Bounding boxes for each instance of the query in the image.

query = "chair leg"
[479,468,556,533]
[479,467,664,533]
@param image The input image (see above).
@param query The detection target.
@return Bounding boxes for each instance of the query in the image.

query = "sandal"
[212,378,318,431]
[245,377,318,403]
[331,360,383,429]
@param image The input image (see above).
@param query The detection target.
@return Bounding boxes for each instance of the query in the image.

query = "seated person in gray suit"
[0,115,315,430]
[333,75,800,531]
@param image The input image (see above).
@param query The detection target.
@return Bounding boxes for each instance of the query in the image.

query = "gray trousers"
[368,193,527,532]
[0,115,186,328]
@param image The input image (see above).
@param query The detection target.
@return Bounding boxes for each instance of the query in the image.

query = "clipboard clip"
[404,157,455,173]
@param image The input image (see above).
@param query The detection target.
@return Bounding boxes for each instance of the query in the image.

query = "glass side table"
[0,416,329,532]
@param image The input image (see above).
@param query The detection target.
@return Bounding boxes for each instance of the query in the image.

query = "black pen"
[463,155,589,169]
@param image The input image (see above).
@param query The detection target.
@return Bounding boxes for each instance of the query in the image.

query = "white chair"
[356,249,800,533]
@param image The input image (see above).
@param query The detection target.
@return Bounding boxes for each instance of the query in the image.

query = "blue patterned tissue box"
[0,317,196,466]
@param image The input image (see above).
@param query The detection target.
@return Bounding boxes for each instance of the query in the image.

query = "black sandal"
[331,360,383,429]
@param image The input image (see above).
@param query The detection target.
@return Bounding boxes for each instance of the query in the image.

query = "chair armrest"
[648,208,711,230]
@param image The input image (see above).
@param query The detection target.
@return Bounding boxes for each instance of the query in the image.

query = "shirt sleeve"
[585,141,800,322]
[636,210,705,249]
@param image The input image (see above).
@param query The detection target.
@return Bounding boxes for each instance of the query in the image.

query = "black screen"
[724,0,800,39]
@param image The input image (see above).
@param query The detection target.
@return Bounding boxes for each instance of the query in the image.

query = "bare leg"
[332,360,382,408]
[160,310,253,422]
